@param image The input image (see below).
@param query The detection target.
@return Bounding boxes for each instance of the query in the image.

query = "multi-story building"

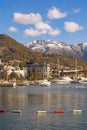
[26,60,51,80]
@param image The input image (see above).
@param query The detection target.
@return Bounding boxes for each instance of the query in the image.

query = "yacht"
[38,79,51,87]
[54,76,76,84]
[78,77,87,84]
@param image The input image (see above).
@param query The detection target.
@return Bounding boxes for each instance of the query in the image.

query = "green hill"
[0,34,42,61]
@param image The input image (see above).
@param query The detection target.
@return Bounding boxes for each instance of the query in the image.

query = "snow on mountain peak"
[24,40,87,61]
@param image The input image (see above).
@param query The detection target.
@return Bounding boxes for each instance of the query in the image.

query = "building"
[26,60,51,80]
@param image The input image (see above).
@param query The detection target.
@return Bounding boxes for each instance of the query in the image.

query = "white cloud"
[13,12,42,24]
[24,28,47,37]
[35,21,52,30]
[13,11,61,37]
[64,21,83,32]
[47,7,67,19]
[8,26,18,32]
[48,28,61,36]
[35,21,61,36]
[23,19,61,37]
[24,27,61,37]
[72,8,80,13]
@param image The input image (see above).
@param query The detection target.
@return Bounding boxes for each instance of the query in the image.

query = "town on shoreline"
[0,58,87,85]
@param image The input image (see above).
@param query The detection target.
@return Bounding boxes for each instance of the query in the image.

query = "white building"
[4,65,27,78]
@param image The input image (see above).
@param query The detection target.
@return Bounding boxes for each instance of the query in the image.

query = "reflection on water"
[0,90,28,109]
[0,84,87,130]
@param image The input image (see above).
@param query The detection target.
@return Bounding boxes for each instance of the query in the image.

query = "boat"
[54,59,74,84]
[55,76,80,84]
[0,81,16,87]
[54,58,81,84]
[53,76,78,84]
[17,80,29,86]
[78,77,87,84]
[38,79,51,87]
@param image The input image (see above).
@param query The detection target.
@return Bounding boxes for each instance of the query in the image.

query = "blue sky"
[0,0,87,44]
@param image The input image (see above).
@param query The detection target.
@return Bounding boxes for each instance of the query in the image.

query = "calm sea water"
[0,83,87,130]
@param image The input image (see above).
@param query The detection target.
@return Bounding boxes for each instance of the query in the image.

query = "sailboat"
[75,58,87,84]
[54,58,76,84]
[73,58,82,83]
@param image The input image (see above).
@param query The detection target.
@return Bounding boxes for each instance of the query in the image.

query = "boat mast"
[75,58,78,78]
[57,58,60,78]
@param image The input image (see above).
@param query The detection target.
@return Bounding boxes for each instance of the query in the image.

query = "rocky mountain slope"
[24,40,87,61]
[0,34,42,61]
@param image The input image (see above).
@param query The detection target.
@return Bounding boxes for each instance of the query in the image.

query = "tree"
[8,72,19,80]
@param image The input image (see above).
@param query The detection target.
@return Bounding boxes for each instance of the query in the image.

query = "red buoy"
[0,110,6,113]
[54,110,64,113]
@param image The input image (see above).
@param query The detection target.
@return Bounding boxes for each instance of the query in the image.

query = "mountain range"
[0,34,86,68]
[24,40,87,61]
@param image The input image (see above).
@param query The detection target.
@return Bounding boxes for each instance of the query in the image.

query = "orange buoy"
[0,110,6,113]
[54,110,64,113]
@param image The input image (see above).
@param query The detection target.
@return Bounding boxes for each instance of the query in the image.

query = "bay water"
[0,83,87,130]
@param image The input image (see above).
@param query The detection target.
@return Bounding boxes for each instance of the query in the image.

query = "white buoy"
[36,111,47,114]
[72,109,82,114]
[11,110,22,113]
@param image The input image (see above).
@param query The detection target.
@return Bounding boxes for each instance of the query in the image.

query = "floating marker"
[72,109,82,114]
[0,110,6,113]
[54,110,64,113]
[36,111,47,114]
[11,110,22,113]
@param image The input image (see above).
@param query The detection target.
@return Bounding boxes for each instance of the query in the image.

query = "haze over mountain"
[24,40,87,61]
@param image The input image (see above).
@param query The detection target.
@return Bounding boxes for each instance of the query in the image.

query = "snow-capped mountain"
[24,40,87,61]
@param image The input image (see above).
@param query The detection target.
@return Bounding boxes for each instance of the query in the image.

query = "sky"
[0,0,87,44]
